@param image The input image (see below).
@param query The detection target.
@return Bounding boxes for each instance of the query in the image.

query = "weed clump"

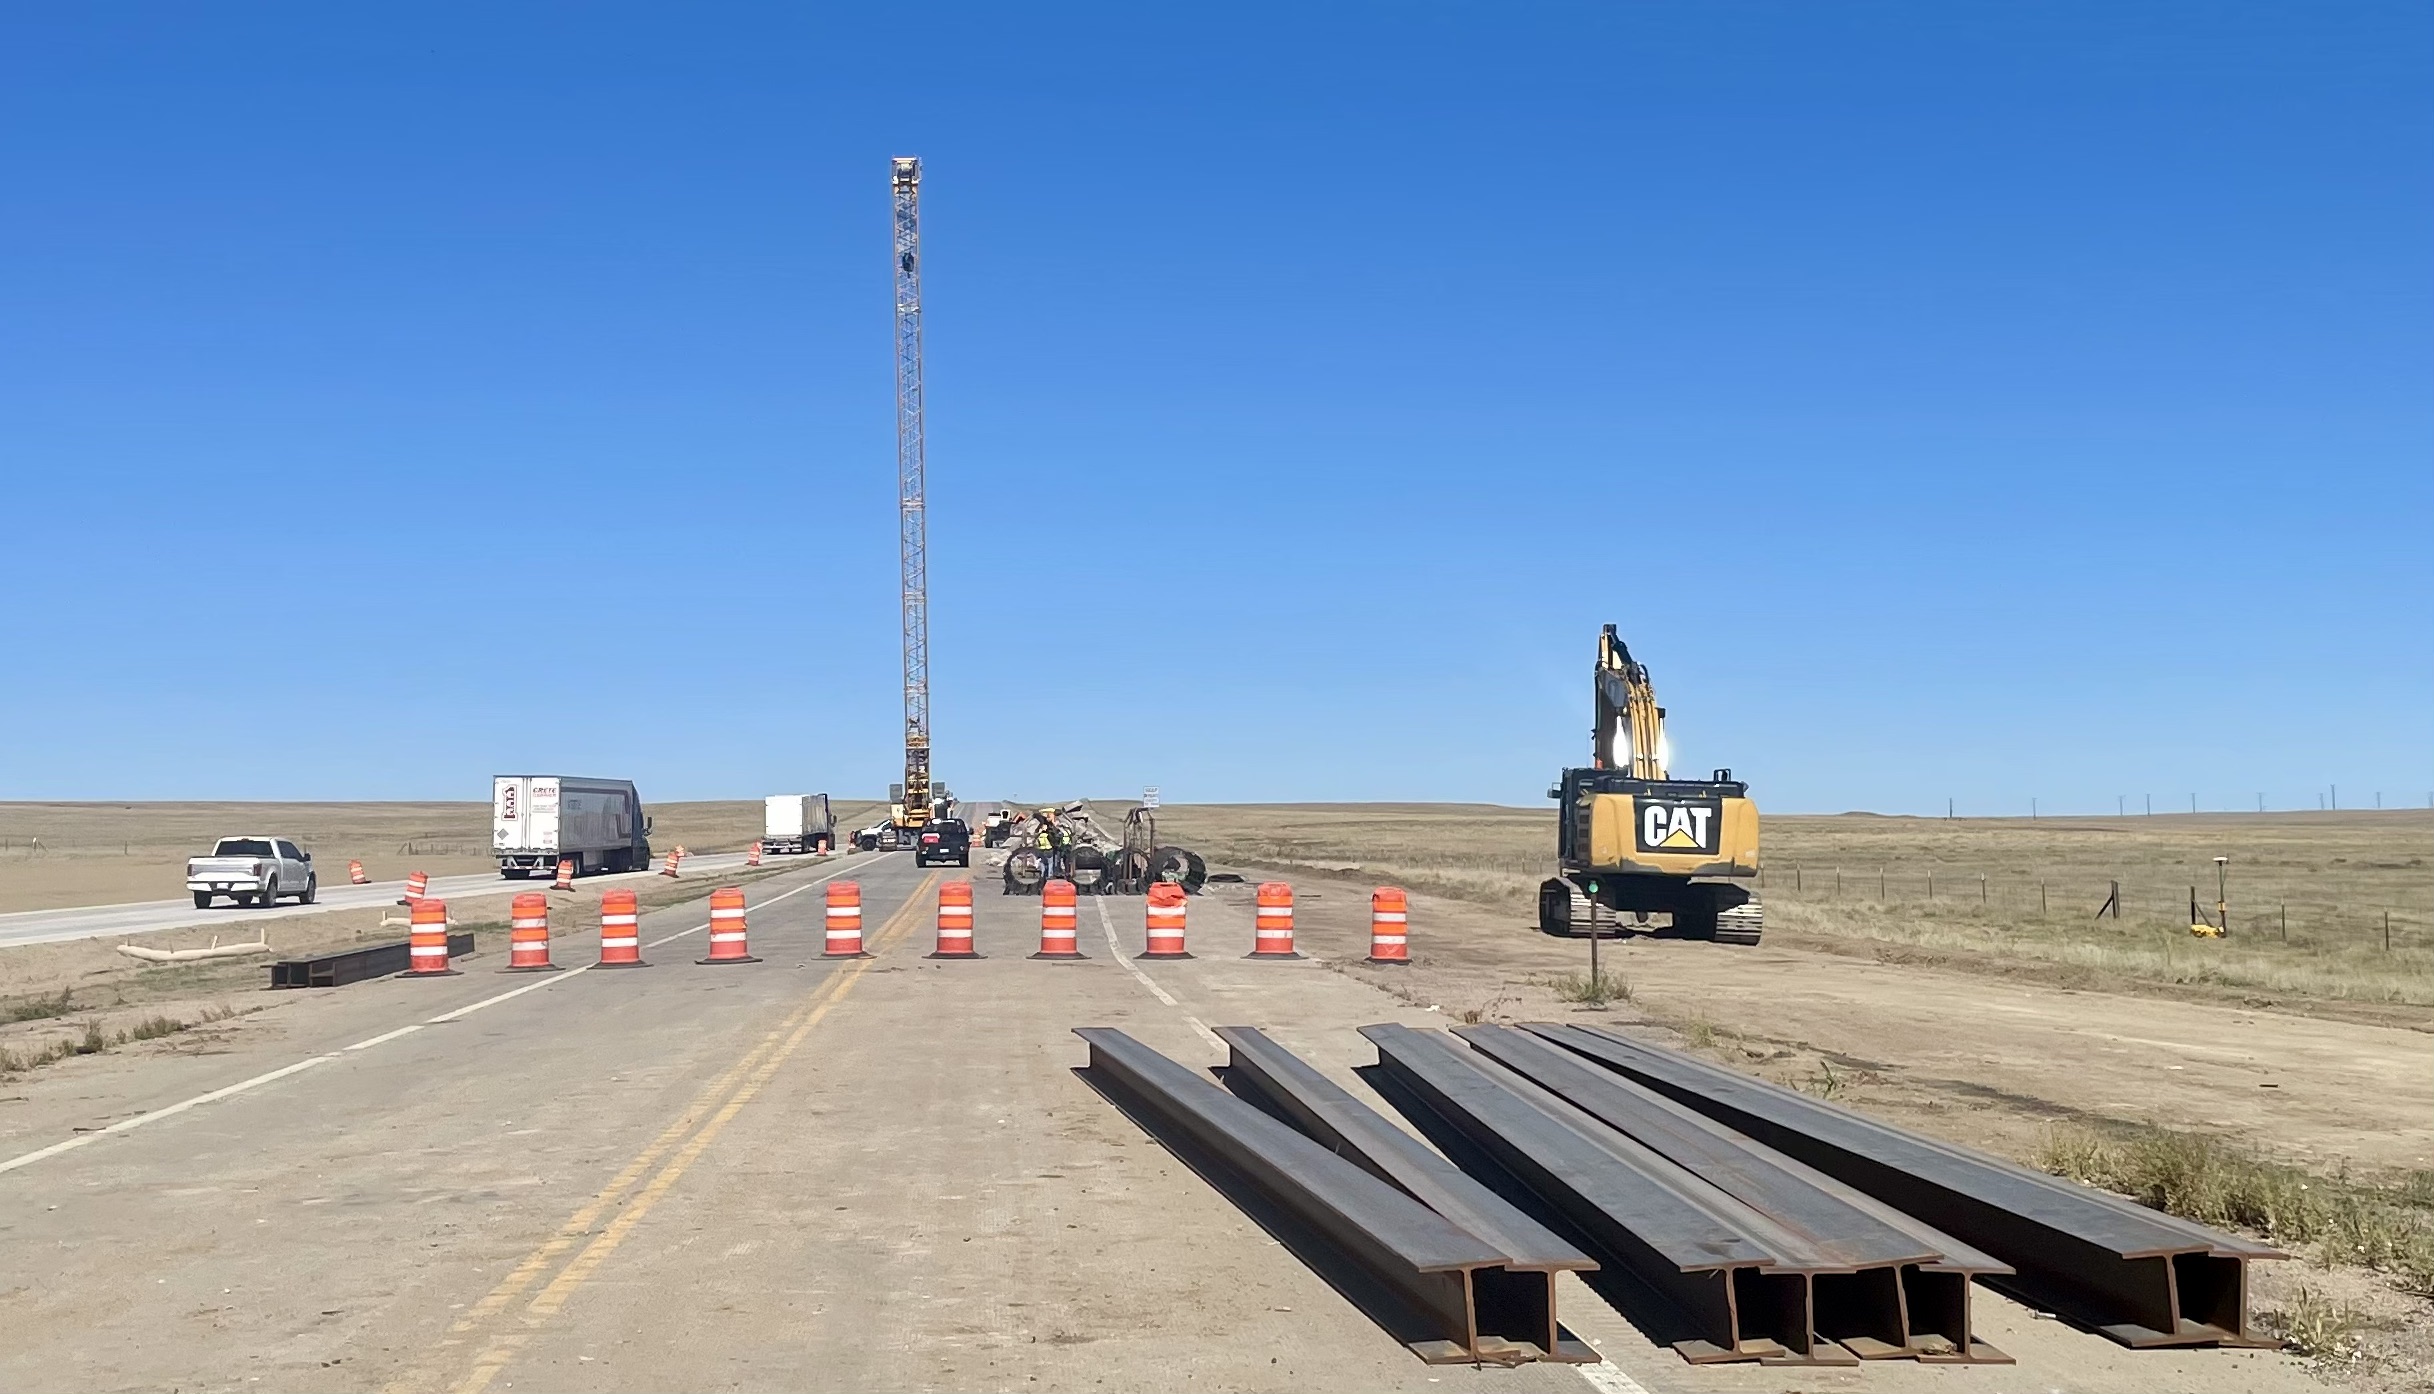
[4,988,76,1024]
[1550,970,1632,1008]
[0,1004,245,1076]
[2036,1122,2434,1296]
[2257,1284,2364,1361]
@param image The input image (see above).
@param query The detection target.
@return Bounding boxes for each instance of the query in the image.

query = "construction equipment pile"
[997,802,1208,897]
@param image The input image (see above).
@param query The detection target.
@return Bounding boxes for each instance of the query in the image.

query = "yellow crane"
[1538,626,1764,944]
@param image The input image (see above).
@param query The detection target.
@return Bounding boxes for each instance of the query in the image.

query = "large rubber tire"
[193,892,213,909]
[300,874,317,905]
[257,878,279,908]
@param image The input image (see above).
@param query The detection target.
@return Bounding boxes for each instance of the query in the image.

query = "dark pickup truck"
[913,819,971,868]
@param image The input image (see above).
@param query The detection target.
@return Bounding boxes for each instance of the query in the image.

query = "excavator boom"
[1591,624,1669,780]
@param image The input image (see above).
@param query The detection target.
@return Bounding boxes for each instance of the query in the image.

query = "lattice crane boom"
[891,156,932,829]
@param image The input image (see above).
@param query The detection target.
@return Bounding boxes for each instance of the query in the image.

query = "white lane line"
[1574,1360,1655,1394]
[0,1055,337,1175]
[0,860,868,1178]
[1094,898,1222,1051]
[641,861,854,947]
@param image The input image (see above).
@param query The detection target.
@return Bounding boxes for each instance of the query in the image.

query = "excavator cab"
[1540,629,1764,944]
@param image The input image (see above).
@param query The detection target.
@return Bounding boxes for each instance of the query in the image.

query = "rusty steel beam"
[1361,1022,1853,1365]
[1212,1027,1598,1363]
[1073,1028,1553,1365]
[1458,1024,2013,1363]
[1530,1023,2283,1348]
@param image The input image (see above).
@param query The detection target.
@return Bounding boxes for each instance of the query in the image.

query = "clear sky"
[2,3,2428,814]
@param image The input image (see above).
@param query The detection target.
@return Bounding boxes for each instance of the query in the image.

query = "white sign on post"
[1142,786,1160,809]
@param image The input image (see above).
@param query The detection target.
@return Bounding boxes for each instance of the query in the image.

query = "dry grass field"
[0,799,885,913]
[1146,803,2434,1017]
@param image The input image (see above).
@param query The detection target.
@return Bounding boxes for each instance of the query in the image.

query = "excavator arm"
[1591,624,1669,780]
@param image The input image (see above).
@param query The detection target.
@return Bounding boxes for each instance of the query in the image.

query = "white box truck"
[762,794,833,855]
[494,776,653,878]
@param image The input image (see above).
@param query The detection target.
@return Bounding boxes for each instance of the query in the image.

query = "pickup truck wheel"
[259,878,279,907]
[193,892,213,909]
[300,875,317,905]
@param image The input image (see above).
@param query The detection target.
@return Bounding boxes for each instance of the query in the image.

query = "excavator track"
[1715,900,1764,946]
[1538,878,1598,938]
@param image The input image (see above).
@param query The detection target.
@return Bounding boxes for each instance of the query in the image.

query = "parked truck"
[762,794,833,855]
[492,776,652,878]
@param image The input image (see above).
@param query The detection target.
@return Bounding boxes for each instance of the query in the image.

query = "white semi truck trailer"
[493,775,653,878]
[762,795,833,855]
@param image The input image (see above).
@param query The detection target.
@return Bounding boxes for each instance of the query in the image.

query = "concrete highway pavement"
[0,854,756,951]
[0,854,1637,1394]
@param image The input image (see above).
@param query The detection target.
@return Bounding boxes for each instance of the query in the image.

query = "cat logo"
[1636,798,1721,855]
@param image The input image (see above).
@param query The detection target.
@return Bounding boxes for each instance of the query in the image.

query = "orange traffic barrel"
[824,880,869,958]
[700,886,758,964]
[400,869,430,906]
[1140,883,1191,959]
[1249,882,1300,959]
[929,881,978,959]
[505,892,557,972]
[408,898,457,976]
[551,857,576,891]
[746,841,764,867]
[1031,879,1085,959]
[1366,887,1411,964]
[597,887,647,968]
[347,859,369,885]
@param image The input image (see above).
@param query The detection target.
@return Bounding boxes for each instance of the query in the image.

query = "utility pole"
[892,156,933,830]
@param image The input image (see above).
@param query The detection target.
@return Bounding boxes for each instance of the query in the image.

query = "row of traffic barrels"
[404,880,1412,974]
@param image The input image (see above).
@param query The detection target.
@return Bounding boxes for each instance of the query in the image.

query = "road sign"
[1142,786,1160,809]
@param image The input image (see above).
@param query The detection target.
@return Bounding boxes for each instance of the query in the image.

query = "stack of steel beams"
[1521,1023,2283,1348]
[1076,1021,2281,1368]
[1453,1023,2012,1362]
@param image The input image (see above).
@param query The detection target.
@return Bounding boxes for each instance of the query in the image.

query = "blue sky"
[2,2,2427,813]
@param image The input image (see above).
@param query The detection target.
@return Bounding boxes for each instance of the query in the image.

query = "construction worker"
[1034,809,1067,880]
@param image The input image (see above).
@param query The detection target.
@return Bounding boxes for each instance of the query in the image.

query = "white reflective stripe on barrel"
[599,936,638,949]
[1371,912,1407,923]
[1256,929,1294,940]
[1371,934,1408,944]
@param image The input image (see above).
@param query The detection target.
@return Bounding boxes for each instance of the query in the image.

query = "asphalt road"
[0,854,2327,1394]
[0,854,754,950]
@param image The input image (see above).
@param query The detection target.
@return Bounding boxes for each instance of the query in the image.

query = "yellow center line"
[440,872,940,1394]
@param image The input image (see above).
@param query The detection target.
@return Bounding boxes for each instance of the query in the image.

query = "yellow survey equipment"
[1539,626,1764,944]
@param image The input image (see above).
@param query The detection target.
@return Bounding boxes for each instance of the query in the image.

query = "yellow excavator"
[1538,625,1763,945]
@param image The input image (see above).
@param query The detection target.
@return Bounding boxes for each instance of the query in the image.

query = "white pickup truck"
[186,836,318,909]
